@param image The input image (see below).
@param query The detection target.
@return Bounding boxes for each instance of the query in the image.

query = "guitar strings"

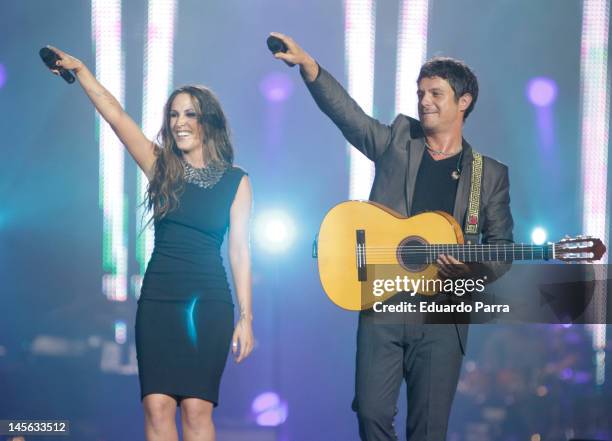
[359,246,555,250]
[355,245,559,260]
[361,244,550,249]
[357,246,555,252]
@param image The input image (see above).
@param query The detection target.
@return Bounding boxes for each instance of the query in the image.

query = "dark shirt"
[140,166,246,303]
[410,151,461,216]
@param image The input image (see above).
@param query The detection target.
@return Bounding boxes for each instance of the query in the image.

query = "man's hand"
[437,254,471,279]
[269,32,319,82]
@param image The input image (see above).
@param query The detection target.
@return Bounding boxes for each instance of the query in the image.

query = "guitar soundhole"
[397,236,428,272]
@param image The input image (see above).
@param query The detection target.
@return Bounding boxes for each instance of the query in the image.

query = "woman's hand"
[232,316,254,363]
[46,45,84,75]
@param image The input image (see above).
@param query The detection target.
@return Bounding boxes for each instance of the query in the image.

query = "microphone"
[266,36,288,54]
[39,47,75,84]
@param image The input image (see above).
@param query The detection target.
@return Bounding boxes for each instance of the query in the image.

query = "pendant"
[451,170,461,180]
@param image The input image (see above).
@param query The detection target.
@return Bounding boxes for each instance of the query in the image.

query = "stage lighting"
[531,227,547,245]
[345,0,376,199]
[93,0,128,301]
[527,77,558,107]
[0,63,6,88]
[114,320,127,345]
[395,0,429,118]
[254,210,296,253]
[259,71,294,103]
[137,0,178,297]
[251,392,288,427]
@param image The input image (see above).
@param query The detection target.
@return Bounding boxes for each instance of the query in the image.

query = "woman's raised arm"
[46,45,156,178]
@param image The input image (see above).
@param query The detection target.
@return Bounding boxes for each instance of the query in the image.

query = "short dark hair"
[417,57,479,120]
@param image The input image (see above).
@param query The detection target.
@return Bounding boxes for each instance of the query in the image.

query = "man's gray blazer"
[306,67,514,352]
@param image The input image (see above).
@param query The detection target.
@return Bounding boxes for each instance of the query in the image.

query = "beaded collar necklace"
[182,159,227,189]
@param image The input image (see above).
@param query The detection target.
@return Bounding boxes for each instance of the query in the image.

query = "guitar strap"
[464,151,483,235]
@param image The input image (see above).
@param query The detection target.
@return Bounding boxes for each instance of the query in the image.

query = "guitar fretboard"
[399,243,554,263]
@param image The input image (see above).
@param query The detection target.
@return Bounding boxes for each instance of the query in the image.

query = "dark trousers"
[352,312,466,441]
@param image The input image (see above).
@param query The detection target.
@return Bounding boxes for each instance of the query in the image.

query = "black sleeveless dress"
[135,166,247,406]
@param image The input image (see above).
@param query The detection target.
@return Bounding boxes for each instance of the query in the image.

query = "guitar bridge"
[356,229,367,281]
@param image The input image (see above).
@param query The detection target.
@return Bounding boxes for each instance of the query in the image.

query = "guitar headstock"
[555,235,607,262]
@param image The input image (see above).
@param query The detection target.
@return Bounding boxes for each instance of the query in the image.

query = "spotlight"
[259,71,294,103]
[254,210,296,253]
[0,63,6,89]
[114,320,127,345]
[527,77,558,107]
[251,392,288,427]
[531,227,547,245]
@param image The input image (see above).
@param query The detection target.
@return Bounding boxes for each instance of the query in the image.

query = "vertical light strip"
[580,0,609,386]
[395,0,429,117]
[344,0,376,199]
[92,0,127,302]
[134,0,177,298]
[114,320,127,344]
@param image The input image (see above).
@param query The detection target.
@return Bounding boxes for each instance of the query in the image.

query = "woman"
[46,46,254,441]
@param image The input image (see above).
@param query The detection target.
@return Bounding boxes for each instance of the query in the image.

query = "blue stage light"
[254,210,296,253]
[531,227,547,245]
[114,320,127,345]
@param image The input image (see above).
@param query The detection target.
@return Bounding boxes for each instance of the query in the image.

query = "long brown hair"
[145,85,234,222]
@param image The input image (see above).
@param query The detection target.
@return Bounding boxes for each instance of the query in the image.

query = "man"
[271,32,513,440]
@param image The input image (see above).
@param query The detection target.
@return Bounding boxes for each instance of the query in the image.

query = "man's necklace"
[424,141,465,180]
[424,141,461,157]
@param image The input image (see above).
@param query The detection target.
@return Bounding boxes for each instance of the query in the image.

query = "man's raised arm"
[269,32,393,161]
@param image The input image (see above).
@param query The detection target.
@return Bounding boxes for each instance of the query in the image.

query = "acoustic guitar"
[315,201,607,311]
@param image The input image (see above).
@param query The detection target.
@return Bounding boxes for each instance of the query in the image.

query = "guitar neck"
[423,243,555,262]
